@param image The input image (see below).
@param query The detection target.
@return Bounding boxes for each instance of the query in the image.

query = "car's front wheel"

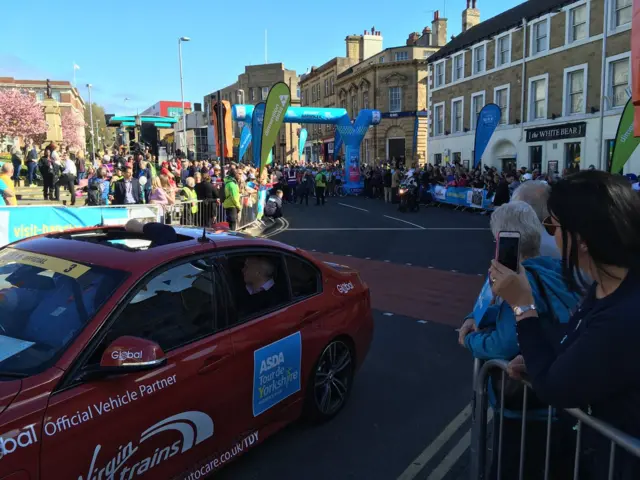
[305,339,354,423]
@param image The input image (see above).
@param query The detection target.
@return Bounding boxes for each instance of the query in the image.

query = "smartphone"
[496,231,521,272]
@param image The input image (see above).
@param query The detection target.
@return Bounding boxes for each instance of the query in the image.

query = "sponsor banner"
[261,82,291,176]
[610,99,640,173]
[0,206,130,247]
[251,103,265,169]
[252,331,301,417]
[474,103,501,168]
[333,129,343,159]
[0,248,91,278]
[238,124,252,162]
[298,128,308,163]
[428,185,494,210]
[473,277,494,328]
[0,424,37,459]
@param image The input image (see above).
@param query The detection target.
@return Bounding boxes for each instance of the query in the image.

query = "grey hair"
[185,177,196,188]
[511,181,551,222]
[0,163,13,174]
[490,201,544,259]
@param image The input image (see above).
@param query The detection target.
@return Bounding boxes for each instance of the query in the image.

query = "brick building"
[0,77,85,150]
[204,64,301,164]
[427,0,635,174]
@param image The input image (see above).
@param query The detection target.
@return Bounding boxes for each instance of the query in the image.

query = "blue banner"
[298,128,307,164]
[333,129,343,160]
[238,125,252,162]
[429,185,494,210]
[0,206,130,247]
[252,331,301,417]
[251,103,265,168]
[474,103,501,168]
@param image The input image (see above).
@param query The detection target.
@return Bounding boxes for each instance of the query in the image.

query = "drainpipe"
[519,17,527,143]
[374,64,378,164]
[597,0,610,171]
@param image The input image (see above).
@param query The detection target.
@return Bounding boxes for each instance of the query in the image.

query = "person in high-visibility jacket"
[181,176,199,225]
[223,169,241,230]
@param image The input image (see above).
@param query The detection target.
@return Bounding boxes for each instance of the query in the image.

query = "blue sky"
[1,0,519,115]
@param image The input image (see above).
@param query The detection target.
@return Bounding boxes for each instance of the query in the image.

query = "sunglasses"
[542,216,558,236]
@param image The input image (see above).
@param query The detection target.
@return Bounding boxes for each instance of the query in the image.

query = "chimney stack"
[431,10,448,46]
[406,32,420,46]
[422,26,432,46]
[462,0,481,32]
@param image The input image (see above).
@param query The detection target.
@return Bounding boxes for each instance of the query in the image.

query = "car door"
[39,256,239,480]
[215,249,324,436]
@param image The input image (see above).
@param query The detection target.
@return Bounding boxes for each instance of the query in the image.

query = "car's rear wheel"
[306,339,354,422]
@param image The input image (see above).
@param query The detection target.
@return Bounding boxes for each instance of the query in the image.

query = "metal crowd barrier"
[469,358,640,480]
[163,192,260,231]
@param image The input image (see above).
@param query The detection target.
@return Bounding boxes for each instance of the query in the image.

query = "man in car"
[240,256,280,315]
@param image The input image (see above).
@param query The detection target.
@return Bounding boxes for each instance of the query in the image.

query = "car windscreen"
[0,248,127,377]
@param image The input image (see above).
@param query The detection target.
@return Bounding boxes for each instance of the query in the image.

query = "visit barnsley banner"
[260,82,291,175]
[610,99,640,173]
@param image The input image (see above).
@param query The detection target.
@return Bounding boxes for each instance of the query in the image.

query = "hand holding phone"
[496,231,521,272]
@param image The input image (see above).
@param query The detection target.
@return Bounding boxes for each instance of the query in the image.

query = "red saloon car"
[0,225,373,479]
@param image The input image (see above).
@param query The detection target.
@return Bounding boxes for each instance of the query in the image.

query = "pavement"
[218,195,496,480]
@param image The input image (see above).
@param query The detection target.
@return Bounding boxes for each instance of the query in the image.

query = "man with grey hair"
[511,181,560,258]
[489,200,544,260]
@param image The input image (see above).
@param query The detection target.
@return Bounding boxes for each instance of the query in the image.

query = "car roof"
[7,226,296,274]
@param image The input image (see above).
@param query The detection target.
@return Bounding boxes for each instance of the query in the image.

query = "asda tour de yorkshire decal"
[252,331,301,417]
[260,82,291,176]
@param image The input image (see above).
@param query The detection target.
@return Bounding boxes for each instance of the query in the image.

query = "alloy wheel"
[313,340,353,416]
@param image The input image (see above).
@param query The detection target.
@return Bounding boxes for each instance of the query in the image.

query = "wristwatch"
[513,304,536,317]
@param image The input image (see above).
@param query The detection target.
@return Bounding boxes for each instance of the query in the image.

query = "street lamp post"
[86,84,96,160]
[178,36,191,154]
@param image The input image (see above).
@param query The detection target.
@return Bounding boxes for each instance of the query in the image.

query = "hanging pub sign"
[526,122,586,142]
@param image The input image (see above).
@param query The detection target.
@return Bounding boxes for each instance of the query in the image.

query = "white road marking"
[338,203,369,212]
[426,411,494,480]
[383,215,426,229]
[396,404,473,480]
[383,312,394,316]
[417,320,428,324]
[397,405,493,480]
[406,263,413,266]
[384,260,390,263]
[365,257,371,259]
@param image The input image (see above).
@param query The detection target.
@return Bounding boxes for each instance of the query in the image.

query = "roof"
[11,226,295,274]
[428,0,574,63]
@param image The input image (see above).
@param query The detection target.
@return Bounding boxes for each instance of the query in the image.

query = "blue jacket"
[465,256,581,417]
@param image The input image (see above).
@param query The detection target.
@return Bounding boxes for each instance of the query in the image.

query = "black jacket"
[195,181,219,201]
[493,180,510,206]
[518,270,640,479]
[112,178,143,205]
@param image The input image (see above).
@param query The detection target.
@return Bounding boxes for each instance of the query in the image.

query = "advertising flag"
[260,82,291,175]
[298,128,308,164]
[238,125,252,161]
[473,103,502,168]
[251,103,265,168]
[610,99,640,174]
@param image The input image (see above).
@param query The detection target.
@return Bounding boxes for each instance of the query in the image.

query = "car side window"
[92,259,216,359]
[285,255,321,299]
[217,252,290,328]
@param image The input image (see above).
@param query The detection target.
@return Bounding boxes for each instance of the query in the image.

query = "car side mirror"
[99,336,166,373]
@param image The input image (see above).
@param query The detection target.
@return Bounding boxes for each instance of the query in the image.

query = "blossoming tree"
[61,109,86,150]
[0,89,47,143]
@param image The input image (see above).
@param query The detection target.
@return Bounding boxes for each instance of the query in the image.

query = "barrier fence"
[163,192,260,231]
[469,358,640,480]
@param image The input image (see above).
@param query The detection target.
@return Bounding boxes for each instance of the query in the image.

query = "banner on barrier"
[429,185,493,210]
[0,206,136,247]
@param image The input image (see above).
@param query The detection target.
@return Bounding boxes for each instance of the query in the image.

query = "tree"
[61,109,86,150]
[84,102,116,153]
[0,89,47,142]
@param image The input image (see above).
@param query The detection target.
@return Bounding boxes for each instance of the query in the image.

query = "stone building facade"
[427,0,636,174]
[204,63,301,164]
[299,28,383,163]
[300,20,445,166]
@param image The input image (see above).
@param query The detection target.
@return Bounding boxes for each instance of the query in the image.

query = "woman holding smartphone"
[490,170,640,479]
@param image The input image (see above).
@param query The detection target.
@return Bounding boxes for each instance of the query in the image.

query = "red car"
[0,224,373,479]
